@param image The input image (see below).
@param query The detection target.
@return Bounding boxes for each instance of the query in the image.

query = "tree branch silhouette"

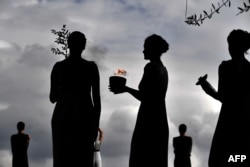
[185,0,250,26]
[51,24,71,58]
[237,1,250,15]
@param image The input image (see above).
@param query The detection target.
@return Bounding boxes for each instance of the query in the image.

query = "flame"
[114,68,127,76]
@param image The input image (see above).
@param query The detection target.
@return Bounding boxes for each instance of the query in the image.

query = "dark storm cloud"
[101,107,136,157]
[18,44,57,69]
[85,44,108,71]
[0,56,52,103]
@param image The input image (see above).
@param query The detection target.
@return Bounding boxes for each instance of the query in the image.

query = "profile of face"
[143,34,169,60]
[228,43,240,60]
[143,42,155,60]
[67,31,87,53]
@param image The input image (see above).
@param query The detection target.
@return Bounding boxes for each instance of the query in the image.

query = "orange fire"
[114,68,127,76]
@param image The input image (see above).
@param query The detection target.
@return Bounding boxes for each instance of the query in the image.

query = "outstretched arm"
[196,74,221,101]
[109,85,142,101]
[125,86,142,101]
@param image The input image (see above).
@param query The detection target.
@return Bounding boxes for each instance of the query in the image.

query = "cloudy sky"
[0,0,249,167]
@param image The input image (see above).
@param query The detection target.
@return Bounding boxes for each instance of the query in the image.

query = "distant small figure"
[173,124,192,167]
[93,128,103,167]
[11,121,30,167]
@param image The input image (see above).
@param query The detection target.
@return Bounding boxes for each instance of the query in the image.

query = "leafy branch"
[185,0,250,26]
[51,24,71,58]
[185,0,231,26]
[237,0,250,15]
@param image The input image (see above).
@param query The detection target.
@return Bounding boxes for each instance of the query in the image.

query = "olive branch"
[185,0,250,26]
[51,24,71,58]
[237,0,250,15]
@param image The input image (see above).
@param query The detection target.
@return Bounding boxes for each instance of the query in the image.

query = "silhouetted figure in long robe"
[11,121,30,167]
[50,31,101,167]
[197,29,250,167]
[110,34,169,167]
[173,124,192,167]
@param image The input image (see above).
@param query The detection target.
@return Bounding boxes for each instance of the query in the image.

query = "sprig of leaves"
[237,0,250,15]
[185,0,231,26]
[51,24,71,58]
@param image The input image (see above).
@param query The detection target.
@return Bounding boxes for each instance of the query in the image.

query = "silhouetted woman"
[110,34,169,167]
[197,29,250,167]
[11,121,30,167]
[50,31,101,167]
[173,124,192,167]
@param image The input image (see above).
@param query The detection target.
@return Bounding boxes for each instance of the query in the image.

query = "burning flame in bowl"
[109,68,127,91]
[114,68,127,76]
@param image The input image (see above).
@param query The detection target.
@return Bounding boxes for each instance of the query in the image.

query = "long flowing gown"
[208,60,250,167]
[129,61,169,167]
[50,58,99,167]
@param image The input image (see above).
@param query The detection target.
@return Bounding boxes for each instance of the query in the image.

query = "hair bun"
[145,34,169,54]
[227,29,250,52]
